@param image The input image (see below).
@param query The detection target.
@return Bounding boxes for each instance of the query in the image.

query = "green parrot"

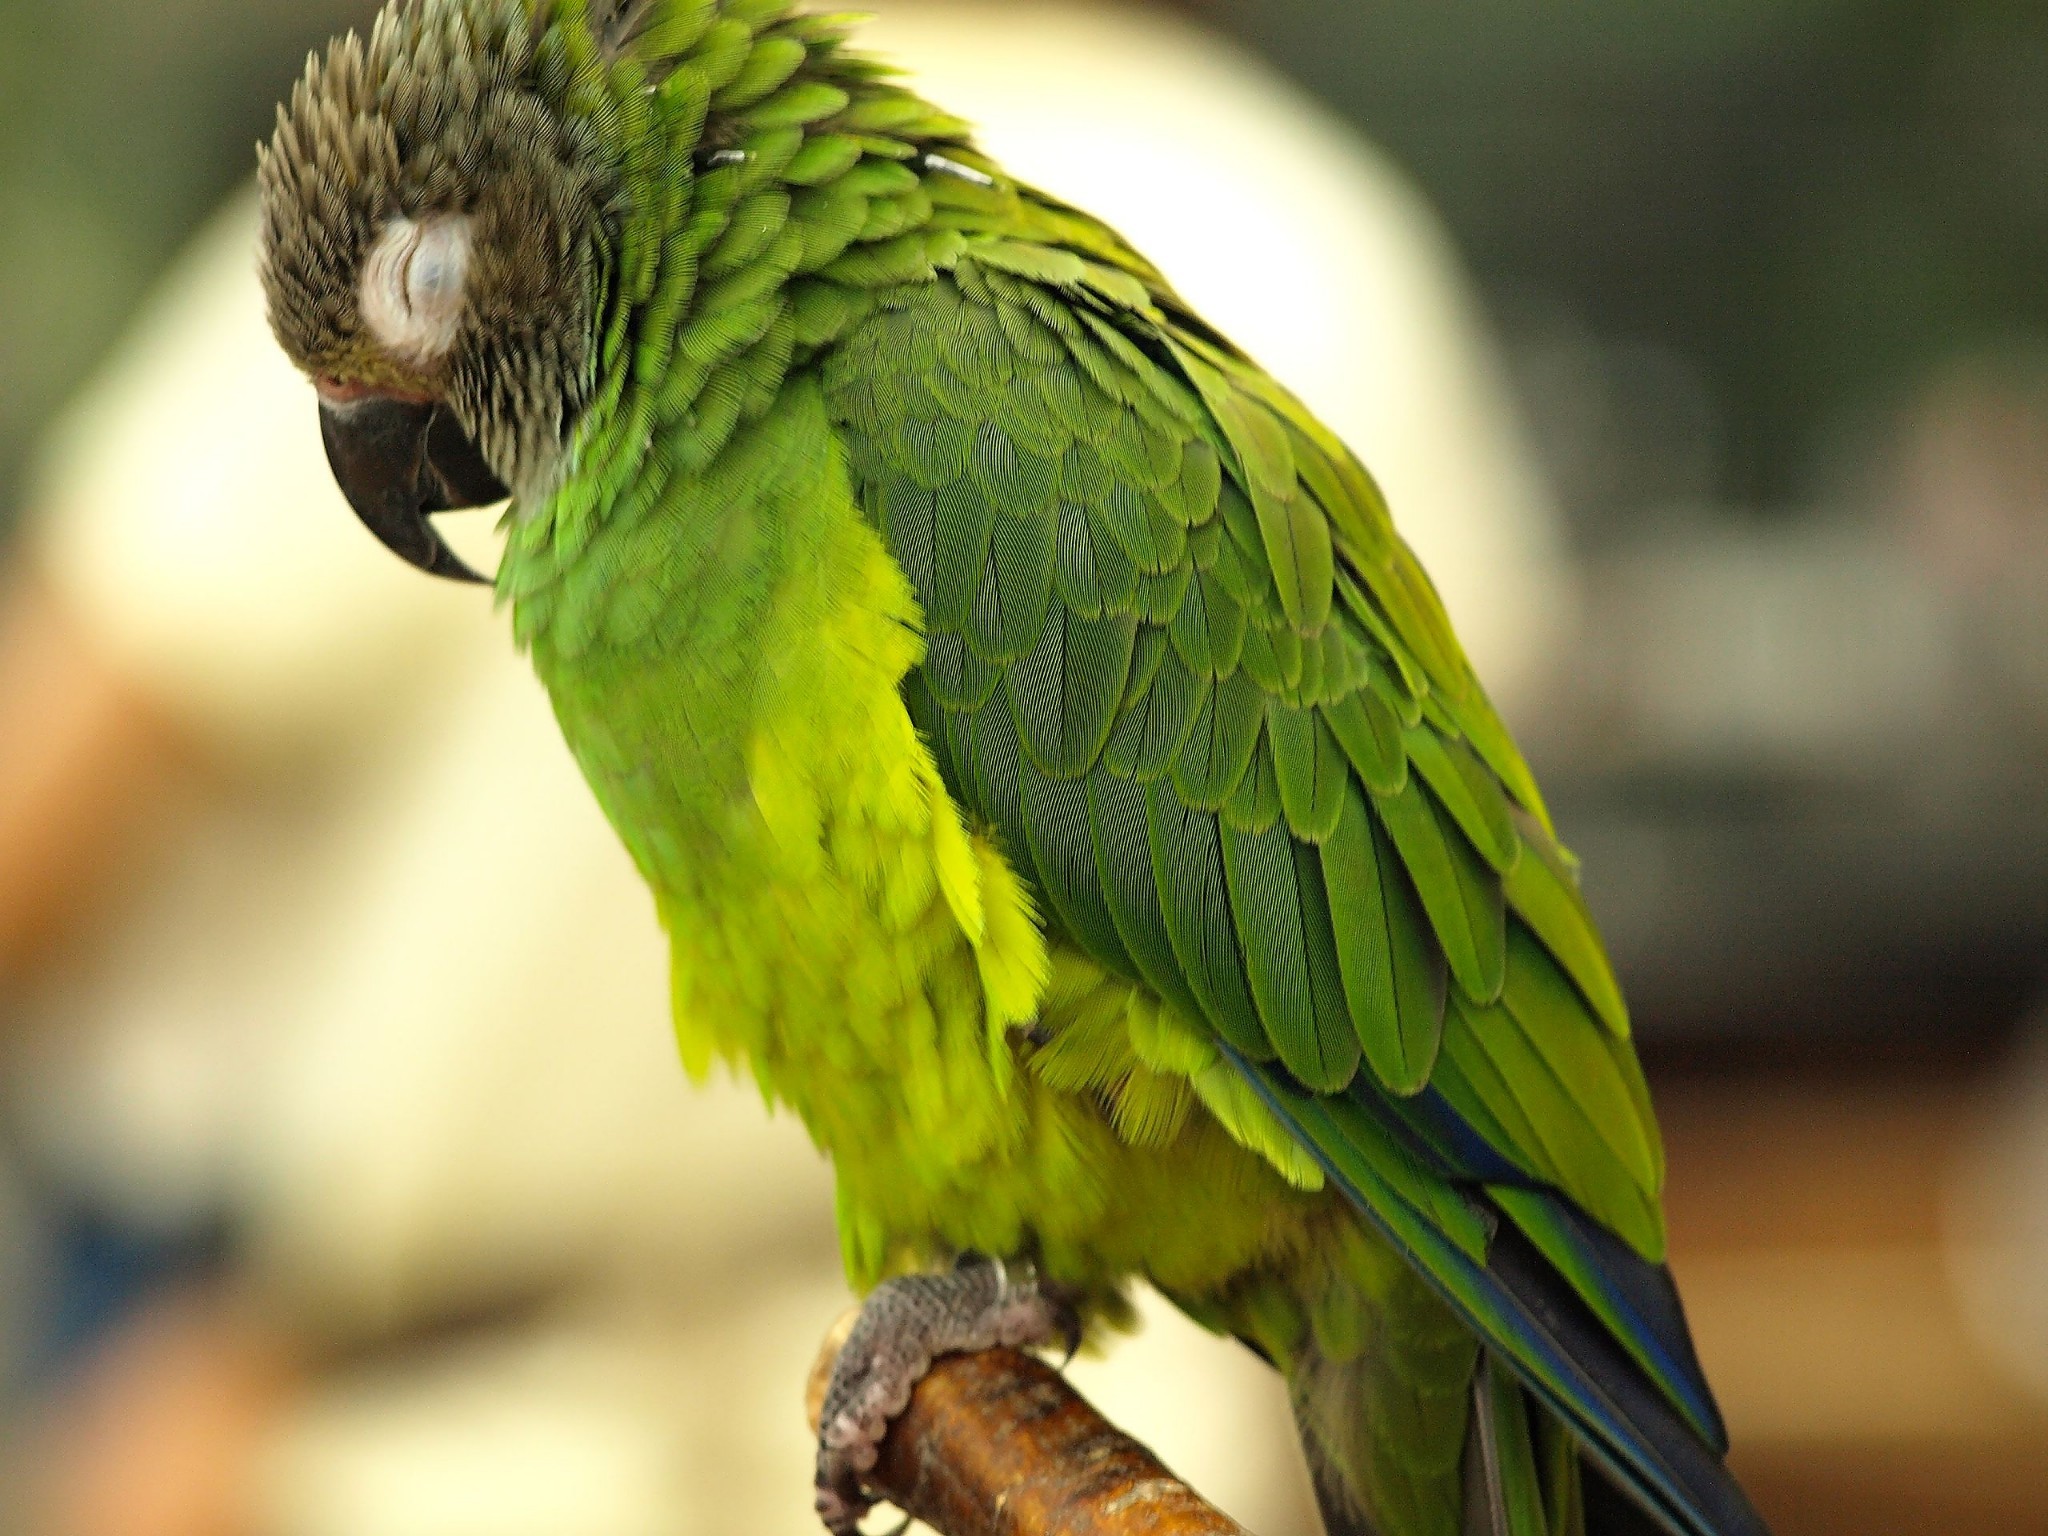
[257,4,1768,1534]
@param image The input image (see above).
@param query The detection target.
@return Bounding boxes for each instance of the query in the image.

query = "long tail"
[1293,1346,1709,1536]
[1459,1354,1584,1536]
[1238,1057,1768,1536]
[1283,1256,1482,1536]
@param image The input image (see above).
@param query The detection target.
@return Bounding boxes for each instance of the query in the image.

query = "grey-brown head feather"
[258,0,616,495]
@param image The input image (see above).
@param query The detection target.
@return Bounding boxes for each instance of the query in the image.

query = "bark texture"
[809,1317,1252,1536]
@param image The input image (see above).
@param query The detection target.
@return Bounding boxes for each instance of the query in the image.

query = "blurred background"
[2,2,2047,1534]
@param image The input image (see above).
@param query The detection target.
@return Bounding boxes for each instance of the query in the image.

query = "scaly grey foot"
[814,1254,1078,1536]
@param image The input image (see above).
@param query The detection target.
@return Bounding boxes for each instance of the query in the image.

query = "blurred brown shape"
[1659,1061,2048,1536]
[808,1320,1251,1536]
[0,574,187,988]
[24,1289,303,1536]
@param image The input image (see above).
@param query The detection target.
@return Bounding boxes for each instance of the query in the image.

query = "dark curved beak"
[318,395,508,584]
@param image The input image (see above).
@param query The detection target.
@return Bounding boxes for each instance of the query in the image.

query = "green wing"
[819,177,1649,1235]
[817,172,1751,1536]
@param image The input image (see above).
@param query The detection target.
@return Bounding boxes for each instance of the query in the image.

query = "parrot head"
[259,0,630,582]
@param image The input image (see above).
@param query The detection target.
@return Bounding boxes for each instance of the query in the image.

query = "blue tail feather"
[1230,1050,1770,1536]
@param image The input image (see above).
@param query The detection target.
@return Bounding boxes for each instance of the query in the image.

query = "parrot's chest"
[514,398,1312,1297]
[540,565,1069,1283]
[520,420,1037,1201]
[545,624,1322,1299]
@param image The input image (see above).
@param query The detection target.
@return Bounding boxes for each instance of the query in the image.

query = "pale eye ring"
[360,213,472,364]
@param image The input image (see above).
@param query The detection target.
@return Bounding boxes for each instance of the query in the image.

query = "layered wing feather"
[818,178,1756,1536]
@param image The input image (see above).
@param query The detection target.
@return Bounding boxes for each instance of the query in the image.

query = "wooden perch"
[808,1312,1252,1536]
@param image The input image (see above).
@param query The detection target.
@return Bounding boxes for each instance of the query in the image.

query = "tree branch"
[808,1314,1252,1536]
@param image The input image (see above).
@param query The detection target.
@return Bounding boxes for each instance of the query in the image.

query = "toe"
[811,1258,1081,1533]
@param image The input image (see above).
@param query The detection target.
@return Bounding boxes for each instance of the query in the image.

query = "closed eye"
[361,214,472,364]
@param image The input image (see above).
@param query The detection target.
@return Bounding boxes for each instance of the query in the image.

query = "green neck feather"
[499,0,1016,631]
